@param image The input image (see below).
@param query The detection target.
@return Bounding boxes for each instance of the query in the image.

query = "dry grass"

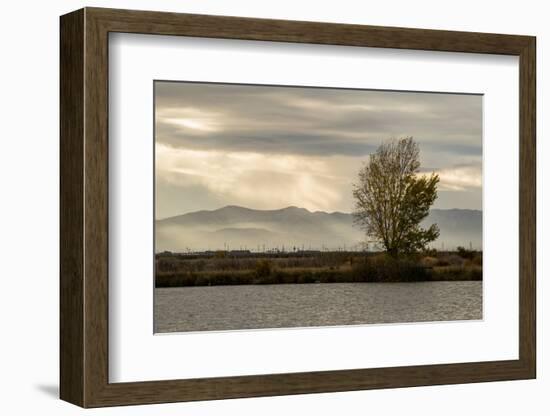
[155,250,482,287]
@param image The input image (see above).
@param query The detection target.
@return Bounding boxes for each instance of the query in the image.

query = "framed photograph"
[60,7,536,407]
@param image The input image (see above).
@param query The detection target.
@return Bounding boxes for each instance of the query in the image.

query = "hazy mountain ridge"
[156,206,482,252]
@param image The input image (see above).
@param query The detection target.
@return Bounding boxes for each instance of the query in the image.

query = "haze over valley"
[156,205,482,253]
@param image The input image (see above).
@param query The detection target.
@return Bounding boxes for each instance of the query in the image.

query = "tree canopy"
[352,137,440,256]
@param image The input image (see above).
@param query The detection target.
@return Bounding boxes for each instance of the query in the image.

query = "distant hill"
[156,205,482,252]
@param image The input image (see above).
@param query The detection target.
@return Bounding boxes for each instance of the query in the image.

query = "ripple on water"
[154,281,482,333]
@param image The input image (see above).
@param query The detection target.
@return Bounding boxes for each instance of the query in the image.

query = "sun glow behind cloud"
[156,143,347,213]
[435,165,482,191]
[157,107,222,133]
[162,117,218,131]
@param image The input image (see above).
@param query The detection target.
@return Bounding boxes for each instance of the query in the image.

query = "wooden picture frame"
[60,7,536,408]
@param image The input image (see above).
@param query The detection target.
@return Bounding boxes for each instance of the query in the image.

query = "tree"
[352,137,440,257]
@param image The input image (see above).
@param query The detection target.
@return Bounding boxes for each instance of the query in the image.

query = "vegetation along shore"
[155,248,482,288]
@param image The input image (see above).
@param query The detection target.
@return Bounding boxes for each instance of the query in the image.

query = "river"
[154,281,482,333]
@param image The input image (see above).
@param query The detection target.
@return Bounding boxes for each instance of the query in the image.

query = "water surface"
[155,281,482,333]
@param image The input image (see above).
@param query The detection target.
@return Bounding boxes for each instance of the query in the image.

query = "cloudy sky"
[155,81,482,219]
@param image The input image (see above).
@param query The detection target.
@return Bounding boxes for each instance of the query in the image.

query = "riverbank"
[155,251,482,287]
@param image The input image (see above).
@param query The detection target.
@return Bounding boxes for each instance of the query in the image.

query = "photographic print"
[154,81,483,333]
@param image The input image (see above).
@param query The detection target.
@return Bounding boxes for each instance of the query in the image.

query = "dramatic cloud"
[156,144,348,214]
[155,81,482,218]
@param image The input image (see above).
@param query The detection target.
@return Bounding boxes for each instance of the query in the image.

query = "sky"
[155,81,482,219]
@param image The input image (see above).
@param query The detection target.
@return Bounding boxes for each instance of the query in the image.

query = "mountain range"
[156,205,482,253]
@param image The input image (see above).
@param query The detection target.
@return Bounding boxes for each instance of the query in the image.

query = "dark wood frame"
[60,7,536,408]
